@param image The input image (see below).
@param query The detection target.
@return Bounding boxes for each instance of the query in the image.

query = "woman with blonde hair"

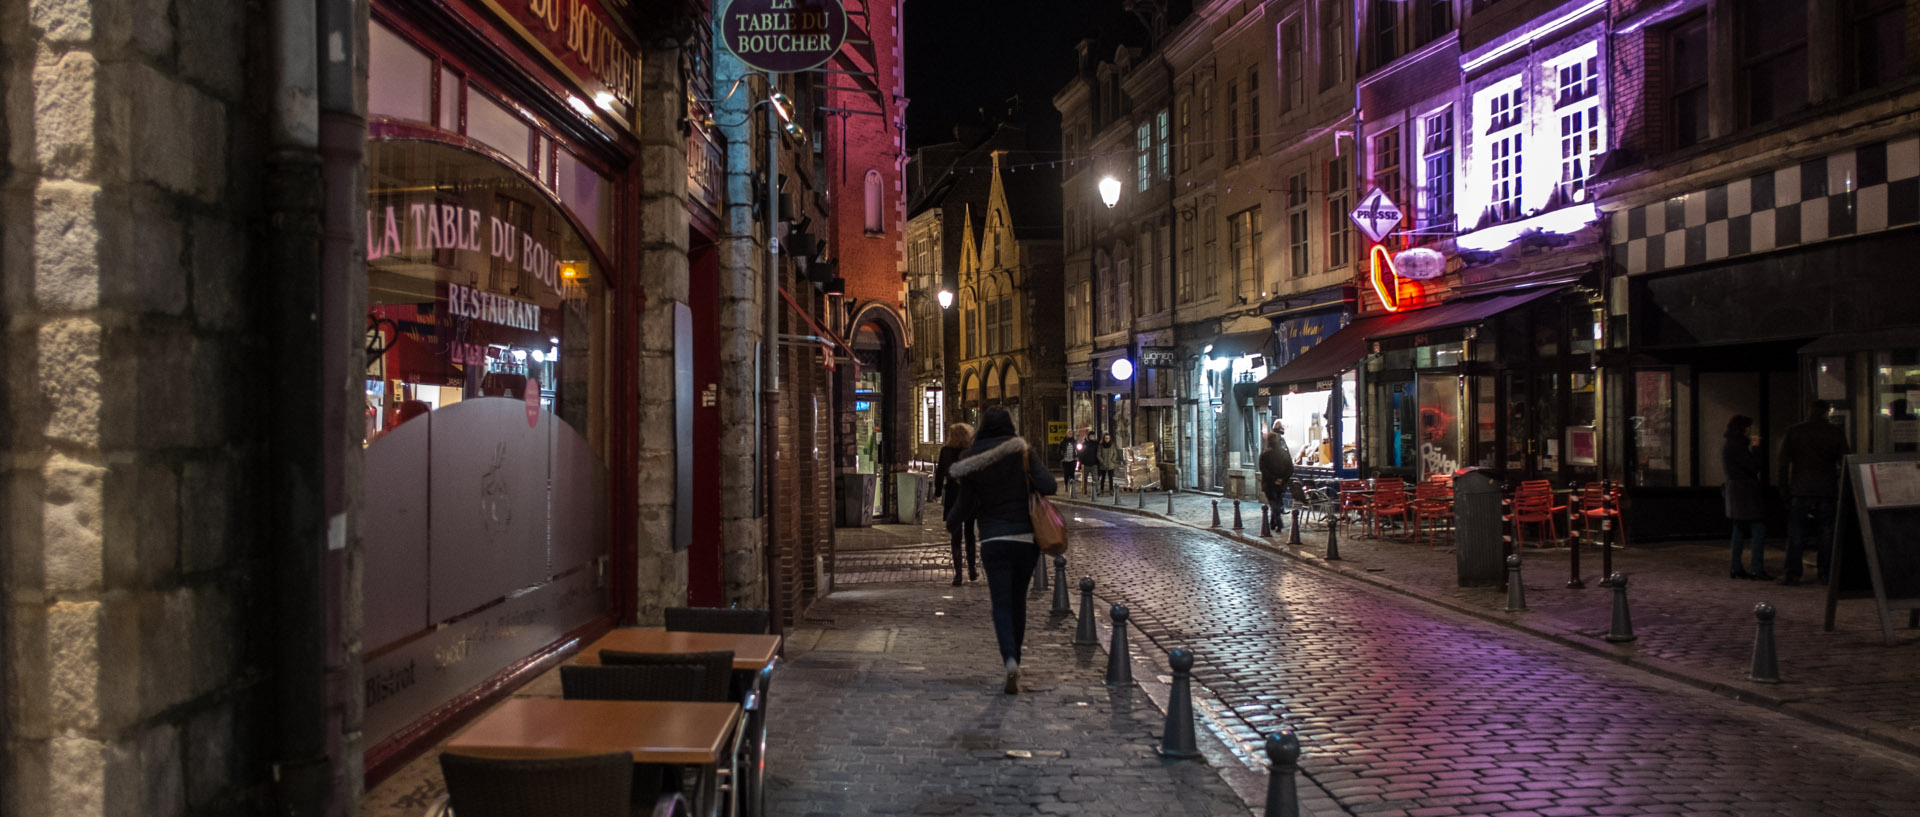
[932,421,979,585]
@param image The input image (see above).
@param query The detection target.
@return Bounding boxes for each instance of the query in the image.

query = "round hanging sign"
[1392,247,1447,280]
[721,0,849,73]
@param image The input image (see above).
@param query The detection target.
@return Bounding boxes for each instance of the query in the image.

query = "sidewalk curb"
[1059,495,1920,760]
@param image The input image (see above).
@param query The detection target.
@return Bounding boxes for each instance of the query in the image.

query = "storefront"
[1263,309,1356,481]
[361,0,639,781]
[1199,328,1276,498]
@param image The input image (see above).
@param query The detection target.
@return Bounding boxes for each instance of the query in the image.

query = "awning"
[1255,314,1391,395]
[1255,286,1567,395]
[1799,326,1920,355]
[1206,329,1275,359]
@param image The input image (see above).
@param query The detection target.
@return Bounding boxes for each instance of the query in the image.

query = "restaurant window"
[1421,108,1454,227]
[1852,0,1907,92]
[368,23,433,123]
[1632,369,1677,487]
[1326,154,1352,269]
[1280,18,1303,114]
[1287,171,1310,277]
[1742,0,1808,127]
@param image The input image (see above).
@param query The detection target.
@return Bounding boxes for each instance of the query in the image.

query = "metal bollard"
[1211,500,1221,527]
[1599,497,1616,586]
[1167,490,1175,514]
[1603,573,1636,642]
[1262,729,1303,817]
[1113,486,1122,505]
[1325,512,1342,561]
[1749,602,1780,684]
[1504,555,1527,612]
[1259,505,1270,537]
[1067,475,1075,499]
[1105,605,1132,685]
[1566,524,1586,590]
[1032,551,1048,595]
[1050,556,1071,615]
[1287,509,1303,546]
[1156,648,1201,759]
[1074,578,1099,645]
[1232,500,1244,530]
[1138,488,1146,509]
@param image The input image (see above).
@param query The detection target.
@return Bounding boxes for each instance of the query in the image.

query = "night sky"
[903,0,1136,151]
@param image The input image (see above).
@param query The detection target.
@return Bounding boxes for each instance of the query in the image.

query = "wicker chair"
[663,607,771,635]
[437,750,691,817]
[596,650,734,703]
[560,664,716,703]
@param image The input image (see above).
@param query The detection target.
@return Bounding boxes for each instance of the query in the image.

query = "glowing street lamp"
[1098,176,1122,209]
[937,289,954,309]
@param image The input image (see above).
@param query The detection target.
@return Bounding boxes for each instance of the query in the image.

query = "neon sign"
[1370,245,1405,312]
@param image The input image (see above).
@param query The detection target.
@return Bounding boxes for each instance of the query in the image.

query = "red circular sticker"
[525,378,541,427]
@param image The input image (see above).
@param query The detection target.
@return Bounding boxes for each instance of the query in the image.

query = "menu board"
[1825,454,1920,644]
[1859,460,1920,508]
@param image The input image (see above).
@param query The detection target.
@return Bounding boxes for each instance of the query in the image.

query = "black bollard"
[1138,488,1146,509]
[1156,648,1201,759]
[1603,573,1636,642]
[1262,729,1303,817]
[1566,524,1585,590]
[1599,504,1616,586]
[1050,556,1071,615]
[1504,554,1527,612]
[1232,500,1244,530]
[1259,505,1271,537]
[1074,578,1099,645]
[1325,512,1342,561]
[1167,490,1175,515]
[1287,509,1303,546]
[1113,485,1122,505]
[1105,605,1132,685]
[1211,500,1221,527]
[1749,602,1780,684]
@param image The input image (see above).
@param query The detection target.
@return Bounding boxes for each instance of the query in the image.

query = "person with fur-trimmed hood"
[944,406,1057,694]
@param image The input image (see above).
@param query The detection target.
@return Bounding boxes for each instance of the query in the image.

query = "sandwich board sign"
[1824,453,1920,644]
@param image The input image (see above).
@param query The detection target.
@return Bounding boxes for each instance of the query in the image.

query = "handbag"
[1023,449,1070,555]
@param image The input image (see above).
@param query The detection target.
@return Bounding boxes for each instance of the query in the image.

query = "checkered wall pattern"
[1612,134,1920,275]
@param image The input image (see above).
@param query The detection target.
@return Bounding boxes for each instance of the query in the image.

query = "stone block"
[3,189,34,314]
[177,0,241,99]
[101,458,177,589]
[98,188,188,316]
[1,736,50,817]
[34,179,102,310]
[99,329,231,450]
[638,246,689,300]
[50,733,107,817]
[187,214,244,330]
[179,457,237,574]
[110,62,226,202]
[33,50,99,180]
[633,451,675,508]
[37,318,102,447]
[639,304,677,351]
[30,0,93,43]
[47,599,101,731]
[41,452,105,592]
[183,704,233,811]
[118,722,183,817]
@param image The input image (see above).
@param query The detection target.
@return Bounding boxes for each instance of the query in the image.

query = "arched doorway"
[847,304,908,522]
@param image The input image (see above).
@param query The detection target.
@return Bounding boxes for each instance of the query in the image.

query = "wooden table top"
[583,630,782,671]
[445,699,741,765]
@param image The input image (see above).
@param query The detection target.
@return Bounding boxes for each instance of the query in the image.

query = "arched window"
[991,214,1004,268]
[864,169,883,233]
[983,363,1001,401]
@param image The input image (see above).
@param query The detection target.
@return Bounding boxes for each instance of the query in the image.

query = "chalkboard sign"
[1824,454,1920,644]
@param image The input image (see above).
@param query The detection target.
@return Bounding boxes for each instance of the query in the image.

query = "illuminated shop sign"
[1348,189,1404,244]
[1392,247,1445,280]
[487,0,642,126]
[721,0,849,73]
[367,200,589,314]
[1370,245,1405,312]
[447,282,542,331]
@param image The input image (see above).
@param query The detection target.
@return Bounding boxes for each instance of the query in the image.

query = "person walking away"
[933,422,980,586]
[1079,427,1102,495]
[1060,430,1081,488]
[1778,400,1851,585]
[945,407,1057,693]
[1259,428,1294,533]
[1721,415,1770,580]
[1097,432,1122,494]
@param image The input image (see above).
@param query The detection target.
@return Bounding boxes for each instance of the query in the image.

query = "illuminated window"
[1326,154,1352,268]
[1421,108,1454,226]
[1137,122,1152,191]
[1555,46,1603,201]
[1287,172,1310,278]
[1482,80,1525,223]
[1157,108,1171,176]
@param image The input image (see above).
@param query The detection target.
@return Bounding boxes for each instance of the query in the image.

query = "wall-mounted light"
[1098,176,1122,209]
[1109,357,1134,381]
[937,289,954,309]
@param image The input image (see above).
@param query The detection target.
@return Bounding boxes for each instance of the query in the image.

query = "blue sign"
[855,400,872,411]
[1071,380,1094,391]
[1274,312,1350,367]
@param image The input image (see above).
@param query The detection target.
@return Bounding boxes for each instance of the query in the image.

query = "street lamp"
[1098,176,1122,209]
[937,289,953,309]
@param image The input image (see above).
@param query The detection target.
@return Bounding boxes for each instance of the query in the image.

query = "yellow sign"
[1046,421,1068,445]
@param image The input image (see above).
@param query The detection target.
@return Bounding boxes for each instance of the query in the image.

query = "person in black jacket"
[1722,415,1770,580]
[944,407,1057,694]
[1258,425,1294,534]
[933,422,980,586]
[1078,426,1101,494]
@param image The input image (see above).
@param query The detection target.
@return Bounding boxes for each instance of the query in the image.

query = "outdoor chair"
[1370,477,1411,539]
[1574,482,1623,547]
[664,606,771,635]
[1337,479,1373,534]
[561,664,717,703]
[435,750,691,817]
[1409,480,1454,548]
[1512,483,1566,549]
[597,650,735,703]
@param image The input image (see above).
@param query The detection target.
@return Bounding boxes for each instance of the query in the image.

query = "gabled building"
[955,152,1067,450]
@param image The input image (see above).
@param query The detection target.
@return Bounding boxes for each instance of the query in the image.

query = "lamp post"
[937,289,953,309]
[1099,176,1122,209]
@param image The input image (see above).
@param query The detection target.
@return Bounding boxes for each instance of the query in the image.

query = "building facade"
[954,151,1067,451]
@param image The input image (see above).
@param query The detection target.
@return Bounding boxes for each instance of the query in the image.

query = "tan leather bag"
[1023,449,1069,555]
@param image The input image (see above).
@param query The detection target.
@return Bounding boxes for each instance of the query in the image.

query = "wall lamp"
[1098,176,1122,209]
[937,289,954,309]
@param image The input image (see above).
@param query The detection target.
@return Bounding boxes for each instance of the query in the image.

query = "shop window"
[1633,369,1676,487]
[1873,349,1920,453]
[369,23,433,123]
[439,67,462,131]
[467,91,533,169]
[1742,0,1808,127]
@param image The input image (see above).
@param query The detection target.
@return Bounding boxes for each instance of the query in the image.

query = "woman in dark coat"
[1258,427,1293,534]
[932,422,979,586]
[1096,433,1122,493]
[1722,414,1771,580]
[1078,428,1102,494]
[944,407,1057,693]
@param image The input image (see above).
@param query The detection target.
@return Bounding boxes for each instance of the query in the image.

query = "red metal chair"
[1512,482,1566,548]
[1574,482,1623,548]
[1337,479,1373,534]
[1409,480,1455,548]
[1370,477,1411,540]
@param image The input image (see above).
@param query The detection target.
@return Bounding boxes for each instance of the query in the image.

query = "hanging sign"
[1393,247,1446,280]
[1348,188,1404,244]
[721,0,849,73]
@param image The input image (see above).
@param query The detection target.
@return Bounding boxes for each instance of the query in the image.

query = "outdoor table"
[446,698,742,817]
[583,630,782,817]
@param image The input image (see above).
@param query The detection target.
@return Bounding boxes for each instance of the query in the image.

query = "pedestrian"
[932,421,980,586]
[1778,400,1851,586]
[1721,414,1771,580]
[1259,426,1294,534]
[1097,432,1121,494]
[1079,427,1101,494]
[1059,429,1081,487]
[944,406,1057,694]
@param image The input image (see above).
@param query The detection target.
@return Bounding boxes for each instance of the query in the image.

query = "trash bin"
[1453,468,1504,586]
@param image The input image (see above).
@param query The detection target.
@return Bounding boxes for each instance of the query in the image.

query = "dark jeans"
[1729,520,1766,574]
[980,537,1040,663]
[1098,468,1115,491]
[949,517,978,576]
[1264,485,1287,528]
[1061,460,1077,483]
[1784,496,1837,581]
